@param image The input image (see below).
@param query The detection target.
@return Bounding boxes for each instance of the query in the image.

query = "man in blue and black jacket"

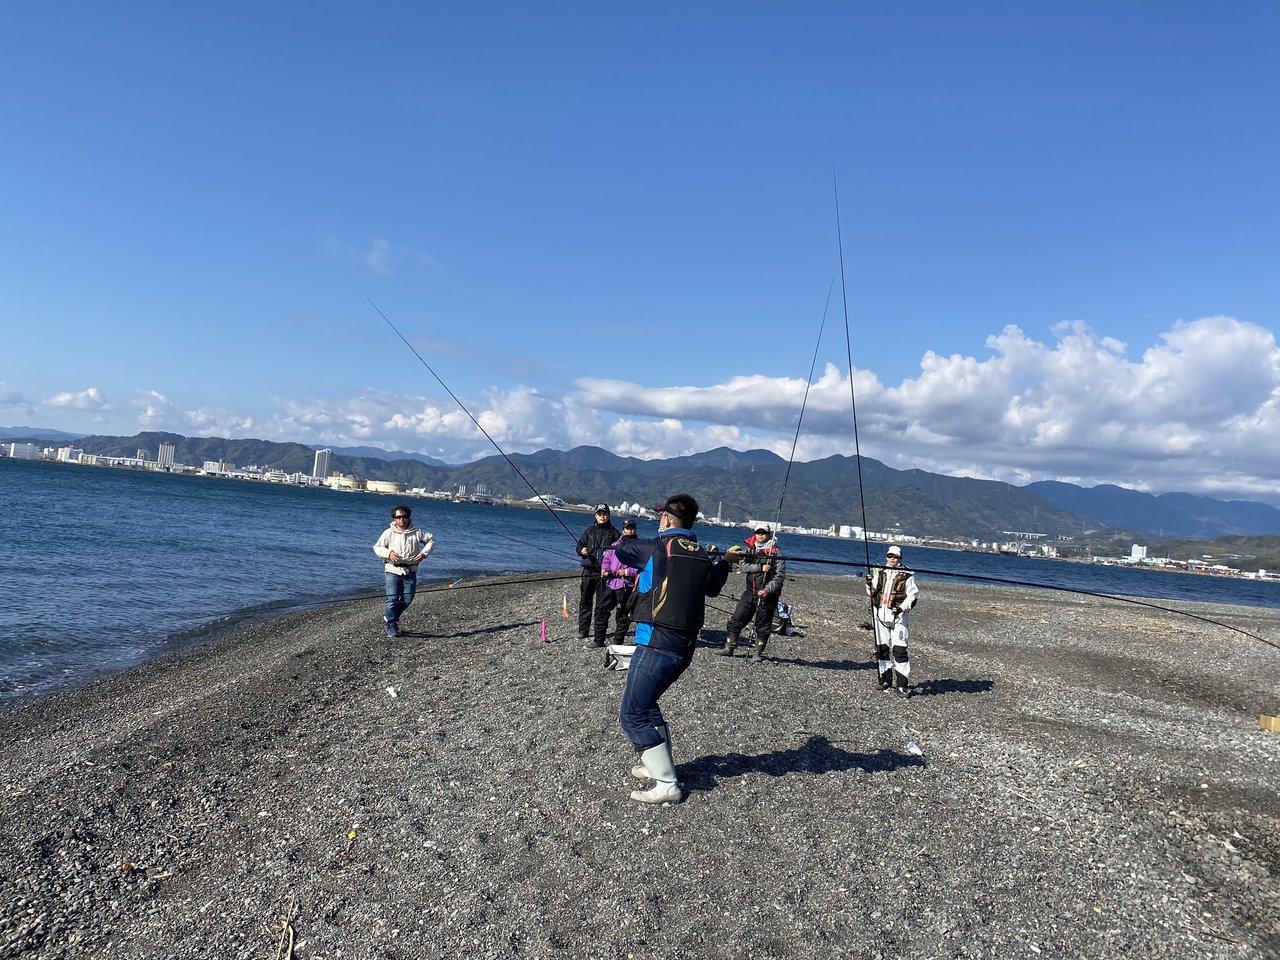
[612,493,729,805]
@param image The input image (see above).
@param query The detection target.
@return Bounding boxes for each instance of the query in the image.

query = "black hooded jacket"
[577,519,620,571]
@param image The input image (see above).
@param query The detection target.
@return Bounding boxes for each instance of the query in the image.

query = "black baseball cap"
[622,518,637,528]
[653,493,698,526]
[594,504,610,514]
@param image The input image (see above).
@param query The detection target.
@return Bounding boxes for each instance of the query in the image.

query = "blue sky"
[3,2,1278,502]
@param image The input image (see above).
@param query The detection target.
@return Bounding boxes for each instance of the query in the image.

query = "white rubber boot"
[631,724,669,779]
[629,735,683,804]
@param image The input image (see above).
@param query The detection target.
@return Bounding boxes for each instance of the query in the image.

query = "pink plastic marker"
[539,619,548,644]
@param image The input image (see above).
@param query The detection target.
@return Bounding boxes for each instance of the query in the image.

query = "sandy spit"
[1,572,1278,960]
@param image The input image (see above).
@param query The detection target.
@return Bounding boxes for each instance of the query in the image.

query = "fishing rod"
[771,277,835,537]
[833,171,872,576]
[748,551,1279,650]
[195,542,1275,650]
[367,298,582,550]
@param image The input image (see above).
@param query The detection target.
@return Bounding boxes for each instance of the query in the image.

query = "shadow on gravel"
[910,678,994,697]
[401,620,538,640]
[770,655,876,672]
[683,735,925,793]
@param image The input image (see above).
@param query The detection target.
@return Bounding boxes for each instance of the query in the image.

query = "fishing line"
[367,298,581,548]
[772,276,835,535]
[195,555,1274,650]
[484,524,580,564]
[833,171,872,575]
[763,551,1279,650]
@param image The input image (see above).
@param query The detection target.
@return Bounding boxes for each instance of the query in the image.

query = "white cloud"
[216,314,1278,501]
[0,382,33,410]
[33,315,1278,503]
[363,238,391,275]
[180,408,256,437]
[571,315,1280,500]
[323,233,445,277]
[133,390,174,428]
[45,387,109,411]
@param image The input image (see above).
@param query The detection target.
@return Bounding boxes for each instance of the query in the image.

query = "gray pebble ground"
[1,572,1278,959]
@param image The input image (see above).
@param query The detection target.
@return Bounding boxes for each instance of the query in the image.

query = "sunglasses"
[393,514,410,520]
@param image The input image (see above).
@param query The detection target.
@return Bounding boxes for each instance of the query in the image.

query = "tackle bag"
[773,602,794,636]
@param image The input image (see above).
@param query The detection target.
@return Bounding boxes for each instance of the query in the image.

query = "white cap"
[886,545,902,557]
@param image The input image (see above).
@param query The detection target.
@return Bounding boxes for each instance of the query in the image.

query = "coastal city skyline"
[3,4,1278,505]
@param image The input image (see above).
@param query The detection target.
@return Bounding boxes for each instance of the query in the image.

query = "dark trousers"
[619,643,693,750]
[593,586,633,645]
[726,589,775,645]
[578,573,603,637]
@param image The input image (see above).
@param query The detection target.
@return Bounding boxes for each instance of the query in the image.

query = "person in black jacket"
[715,525,786,661]
[613,493,728,804]
[577,504,619,646]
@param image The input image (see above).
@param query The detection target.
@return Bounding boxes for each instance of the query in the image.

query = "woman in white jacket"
[372,504,434,637]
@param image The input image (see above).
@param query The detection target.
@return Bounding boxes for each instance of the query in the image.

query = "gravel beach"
[2,572,1278,959]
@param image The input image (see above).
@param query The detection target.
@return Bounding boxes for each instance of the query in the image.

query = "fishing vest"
[869,567,913,610]
[633,535,716,633]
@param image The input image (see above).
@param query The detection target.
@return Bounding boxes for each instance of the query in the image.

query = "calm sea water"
[2,457,1275,703]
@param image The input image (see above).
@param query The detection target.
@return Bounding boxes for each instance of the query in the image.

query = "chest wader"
[870,569,913,697]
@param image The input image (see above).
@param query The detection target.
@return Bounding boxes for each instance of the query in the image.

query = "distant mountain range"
[1026,481,1280,540]
[0,425,87,442]
[323,444,450,467]
[18,428,1280,544]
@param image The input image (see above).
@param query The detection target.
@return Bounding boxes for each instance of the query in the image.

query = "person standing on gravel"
[594,518,640,646]
[715,525,786,662]
[866,545,919,697]
[372,504,434,638]
[612,494,728,805]
[577,504,619,647]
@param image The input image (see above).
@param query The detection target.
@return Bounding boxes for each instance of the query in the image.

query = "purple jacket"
[600,537,639,590]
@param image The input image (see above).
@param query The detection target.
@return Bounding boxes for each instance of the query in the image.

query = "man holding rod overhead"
[612,494,728,805]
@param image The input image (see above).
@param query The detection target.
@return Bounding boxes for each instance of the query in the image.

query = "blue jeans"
[384,570,417,624]
[619,643,693,750]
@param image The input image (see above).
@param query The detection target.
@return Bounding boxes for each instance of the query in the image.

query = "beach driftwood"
[1,574,1277,959]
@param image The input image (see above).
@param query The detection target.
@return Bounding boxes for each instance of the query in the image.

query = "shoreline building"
[158,442,176,468]
[5,442,39,460]
[313,448,332,479]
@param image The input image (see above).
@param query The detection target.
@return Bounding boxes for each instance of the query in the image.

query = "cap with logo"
[594,504,610,514]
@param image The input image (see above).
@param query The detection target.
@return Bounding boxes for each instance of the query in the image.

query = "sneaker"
[386,622,400,639]
[584,638,604,649]
[877,675,891,691]
[896,684,911,699]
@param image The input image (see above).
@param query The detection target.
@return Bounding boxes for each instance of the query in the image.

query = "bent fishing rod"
[368,297,584,552]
